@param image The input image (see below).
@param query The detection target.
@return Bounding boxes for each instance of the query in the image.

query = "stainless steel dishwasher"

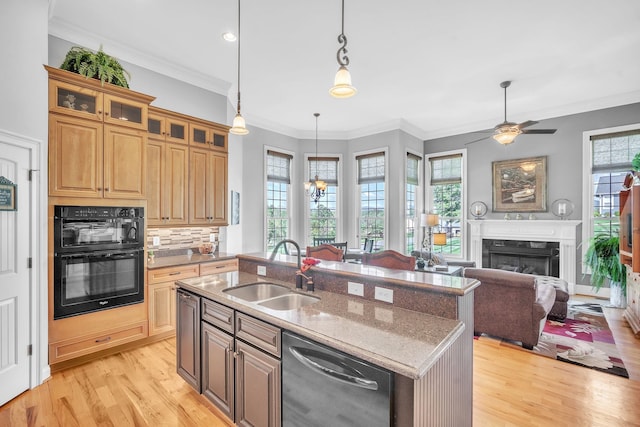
[282,331,393,427]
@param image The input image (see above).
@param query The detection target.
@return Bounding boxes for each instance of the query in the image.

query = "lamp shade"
[330,66,357,98]
[427,214,439,227]
[433,232,447,246]
[230,113,249,135]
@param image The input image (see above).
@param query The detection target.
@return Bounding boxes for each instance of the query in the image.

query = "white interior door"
[0,140,31,405]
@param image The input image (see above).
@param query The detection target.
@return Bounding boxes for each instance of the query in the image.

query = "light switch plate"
[257,265,267,276]
[347,282,364,296]
[209,233,217,242]
[374,286,393,303]
[152,236,160,247]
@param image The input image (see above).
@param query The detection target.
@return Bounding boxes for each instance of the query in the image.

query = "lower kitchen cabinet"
[235,339,281,427]
[202,322,235,420]
[148,264,199,337]
[182,293,282,427]
[176,289,201,392]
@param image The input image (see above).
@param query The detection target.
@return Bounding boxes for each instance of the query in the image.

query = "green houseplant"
[60,46,130,88]
[583,233,626,307]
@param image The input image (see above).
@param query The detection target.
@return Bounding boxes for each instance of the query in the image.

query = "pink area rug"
[477,301,629,378]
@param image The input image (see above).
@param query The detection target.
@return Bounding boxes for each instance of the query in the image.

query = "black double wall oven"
[53,205,145,319]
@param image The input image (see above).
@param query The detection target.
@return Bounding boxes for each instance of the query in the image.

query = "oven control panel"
[56,206,143,219]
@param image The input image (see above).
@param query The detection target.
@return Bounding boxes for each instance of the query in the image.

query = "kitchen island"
[176,252,479,426]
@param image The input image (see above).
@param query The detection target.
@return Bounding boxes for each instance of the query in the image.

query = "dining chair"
[306,244,344,262]
[313,237,336,246]
[362,250,416,271]
[362,238,374,253]
[332,242,348,261]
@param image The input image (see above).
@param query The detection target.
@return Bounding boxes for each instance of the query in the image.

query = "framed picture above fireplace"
[492,156,547,212]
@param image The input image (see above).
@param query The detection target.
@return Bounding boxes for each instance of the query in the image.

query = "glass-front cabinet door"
[103,94,148,130]
[48,79,103,121]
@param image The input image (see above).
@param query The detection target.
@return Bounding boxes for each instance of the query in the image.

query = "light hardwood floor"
[1,305,639,426]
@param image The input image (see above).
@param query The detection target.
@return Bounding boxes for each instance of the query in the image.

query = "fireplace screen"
[482,239,560,277]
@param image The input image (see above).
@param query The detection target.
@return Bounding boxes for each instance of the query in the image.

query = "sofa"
[463,267,556,349]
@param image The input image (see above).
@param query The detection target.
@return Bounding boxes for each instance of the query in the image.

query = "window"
[357,152,385,251]
[266,150,292,251]
[307,157,339,245]
[588,130,640,239]
[427,152,464,257]
[405,153,421,254]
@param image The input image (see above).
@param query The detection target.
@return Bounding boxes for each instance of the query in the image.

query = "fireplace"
[468,220,581,293]
[482,239,560,277]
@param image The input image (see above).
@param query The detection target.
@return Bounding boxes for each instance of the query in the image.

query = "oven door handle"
[58,250,140,260]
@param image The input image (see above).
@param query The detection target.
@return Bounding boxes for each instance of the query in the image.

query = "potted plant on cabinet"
[584,233,627,308]
[60,46,130,88]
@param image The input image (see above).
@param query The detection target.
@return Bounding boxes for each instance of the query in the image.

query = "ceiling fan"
[466,81,557,146]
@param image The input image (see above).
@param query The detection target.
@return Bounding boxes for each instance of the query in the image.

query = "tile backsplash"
[147,226,219,251]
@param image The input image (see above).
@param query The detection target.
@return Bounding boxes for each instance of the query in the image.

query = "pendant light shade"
[330,0,356,98]
[229,0,249,135]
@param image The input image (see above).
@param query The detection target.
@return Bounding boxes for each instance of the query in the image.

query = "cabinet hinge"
[28,345,32,356]
[28,169,39,181]
[28,257,32,268]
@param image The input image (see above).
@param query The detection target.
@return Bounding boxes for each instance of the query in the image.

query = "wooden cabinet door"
[103,125,147,199]
[165,143,189,225]
[49,114,103,197]
[148,281,176,336]
[103,93,148,130]
[146,140,164,225]
[235,340,281,427]
[189,147,210,224]
[211,152,228,225]
[177,290,201,392]
[202,322,235,421]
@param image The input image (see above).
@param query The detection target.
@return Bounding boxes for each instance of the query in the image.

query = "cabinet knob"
[105,111,110,116]
[105,188,109,192]
[95,336,112,343]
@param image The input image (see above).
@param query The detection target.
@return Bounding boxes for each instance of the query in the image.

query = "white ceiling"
[48,0,640,140]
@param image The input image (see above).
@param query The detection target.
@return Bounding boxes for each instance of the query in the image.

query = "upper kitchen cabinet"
[46,66,154,199]
[148,107,189,145]
[189,148,228,226]
[189,118,228,153]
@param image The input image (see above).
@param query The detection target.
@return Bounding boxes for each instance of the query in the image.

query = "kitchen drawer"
[235,312,281,357]
[148,264,200,285]
[199,259,238,276]
[49,321,148,363]
[202,299,234,334]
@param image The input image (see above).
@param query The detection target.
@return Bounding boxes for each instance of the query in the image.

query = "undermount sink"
[222,282,320,310]
[223,283,291,301]
[258,293,320,311]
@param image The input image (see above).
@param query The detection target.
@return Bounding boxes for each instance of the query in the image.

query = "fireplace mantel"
[468,220,581,293]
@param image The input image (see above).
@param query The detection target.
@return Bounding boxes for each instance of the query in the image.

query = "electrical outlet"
[374,286,393,303]
[347,282,364,296]
[152,236,160,247]
[209,233,217,242]
[257,265,267,276]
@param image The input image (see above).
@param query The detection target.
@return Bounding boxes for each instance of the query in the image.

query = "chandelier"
[305,113,327,203]
[329,0,356,98]
[229,0,249,135]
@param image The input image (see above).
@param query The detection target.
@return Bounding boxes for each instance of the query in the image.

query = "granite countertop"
[147,252,237,269]
[238,252,480,296]
[177,270,464,380]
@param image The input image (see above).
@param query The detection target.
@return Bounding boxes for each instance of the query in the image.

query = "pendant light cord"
[236,0,242,113]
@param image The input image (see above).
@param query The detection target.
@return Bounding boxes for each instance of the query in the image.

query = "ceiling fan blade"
[521,129,557,134]
[465,135,490,145]
[517,120,539,129]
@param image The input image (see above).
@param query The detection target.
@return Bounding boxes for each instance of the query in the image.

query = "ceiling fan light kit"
[330,0,356,98]
[467,81,557,146]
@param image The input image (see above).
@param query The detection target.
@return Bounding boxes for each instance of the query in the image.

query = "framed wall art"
[492,156,547,212]
[0,176,17,211]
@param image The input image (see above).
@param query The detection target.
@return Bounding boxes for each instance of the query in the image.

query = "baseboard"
[573,284,610,298]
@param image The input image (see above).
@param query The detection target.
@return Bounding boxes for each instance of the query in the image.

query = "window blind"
[267,150,292,184]
[591,130,640,173]
[309,156,339,185]
[430,153,462,185]
[356,152,385,184]
[407,153,421,185]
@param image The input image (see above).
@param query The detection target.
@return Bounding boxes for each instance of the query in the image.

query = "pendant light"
[230,0,249,135]
[305,113,327,203]
[329,0,356,98]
